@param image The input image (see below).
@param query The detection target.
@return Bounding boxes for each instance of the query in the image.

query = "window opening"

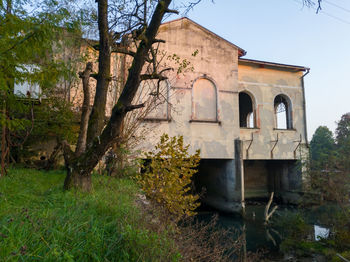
[137,79,169,120]
[14,64,41,98]
[239,92,255,128]
[274,95,292,129]
[247,112,254,128]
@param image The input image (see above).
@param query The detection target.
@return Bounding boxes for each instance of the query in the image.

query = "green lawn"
[0,169,179,261]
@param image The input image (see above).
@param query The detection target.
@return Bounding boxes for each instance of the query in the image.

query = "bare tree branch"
[111,46,136,57]
[165,8,179,14]
[264,192,278,224]
[125,103,145,112]
[90,73,98,80]
[140,73,168,81]
[302,0,322,13]
[152,39,166,44]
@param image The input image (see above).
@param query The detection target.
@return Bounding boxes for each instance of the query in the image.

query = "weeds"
[0,168,179,261]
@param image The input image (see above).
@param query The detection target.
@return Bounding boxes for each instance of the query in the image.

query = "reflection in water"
[197,208,280,261]
[197,204,334,261]
[211,205,283,251]
[197,204,326,261]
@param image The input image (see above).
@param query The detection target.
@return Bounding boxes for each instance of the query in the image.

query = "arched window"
[137,79,170,120]
[274,94,292,129]
[239,92,255,128]
[192,78,217,121]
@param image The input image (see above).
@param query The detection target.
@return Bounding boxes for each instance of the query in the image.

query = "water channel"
[197,203,334,261]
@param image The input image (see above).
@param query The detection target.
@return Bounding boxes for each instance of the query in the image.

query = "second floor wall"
[237,59,308,160]
[66,18,309,160]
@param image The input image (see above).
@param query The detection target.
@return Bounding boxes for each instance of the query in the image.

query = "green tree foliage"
[31,99,79,144]
[282,117,350,259]
[307,118,350,204]
[0,0,81,95]
[331,113,350,204]
[306,126,335,203]
[310,126,335,164]
[0,0,83,175]
[136,134,200,221]
[302,115,350,258]
[335,113,350,144]
[335,113,350,157]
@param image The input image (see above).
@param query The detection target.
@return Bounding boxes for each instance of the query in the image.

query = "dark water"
[196,204,333,261]
[197,206,282,251]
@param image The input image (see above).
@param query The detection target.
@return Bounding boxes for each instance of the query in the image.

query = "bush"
[136,134,200,221]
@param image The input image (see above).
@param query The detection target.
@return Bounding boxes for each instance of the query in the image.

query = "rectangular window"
[14,64,41,98]
[137,79,170,121]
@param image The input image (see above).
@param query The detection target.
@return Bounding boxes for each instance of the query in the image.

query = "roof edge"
[239,58,309,71]
[161,17,247,57]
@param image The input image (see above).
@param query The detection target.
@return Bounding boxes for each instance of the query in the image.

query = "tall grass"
[0,169,179,261]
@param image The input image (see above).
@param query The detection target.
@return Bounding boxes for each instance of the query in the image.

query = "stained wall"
[137,18,241,159]
[238,60,308,160]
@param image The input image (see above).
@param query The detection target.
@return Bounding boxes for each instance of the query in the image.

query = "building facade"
[68,17,309,212]
[135,18,309,212]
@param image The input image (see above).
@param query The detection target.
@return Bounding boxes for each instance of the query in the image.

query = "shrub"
[136,134,200,221]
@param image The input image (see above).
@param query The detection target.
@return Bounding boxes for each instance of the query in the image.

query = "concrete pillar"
[235,139,245,216]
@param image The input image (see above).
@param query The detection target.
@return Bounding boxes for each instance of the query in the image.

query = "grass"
[0,168,179,261]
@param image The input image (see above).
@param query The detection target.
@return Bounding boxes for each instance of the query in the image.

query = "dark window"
[239,92,255,128]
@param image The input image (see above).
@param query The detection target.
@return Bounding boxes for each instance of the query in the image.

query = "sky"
[173,0,350,140]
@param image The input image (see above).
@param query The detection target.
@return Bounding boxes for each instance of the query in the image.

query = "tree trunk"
[64,166,92,191]
[63,0,173,191]
[1,101,8,177]
[6,0,12,15]
[1,120,6,177]
[76,62,93,156]
[86,0,111,147]
[62,141,93,191]
[45,139,62,170]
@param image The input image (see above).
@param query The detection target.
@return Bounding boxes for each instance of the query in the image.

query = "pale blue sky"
[177,0,350,140]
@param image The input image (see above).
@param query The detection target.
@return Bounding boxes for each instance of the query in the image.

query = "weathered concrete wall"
[137,18,241,159]
[138,18,308,162]
[238,61,308,160]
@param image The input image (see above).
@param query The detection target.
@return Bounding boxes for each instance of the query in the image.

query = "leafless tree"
[63,0,179,190]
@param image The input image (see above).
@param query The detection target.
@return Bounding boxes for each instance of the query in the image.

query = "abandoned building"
[16,17,309,212]
[134,18,309,212]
